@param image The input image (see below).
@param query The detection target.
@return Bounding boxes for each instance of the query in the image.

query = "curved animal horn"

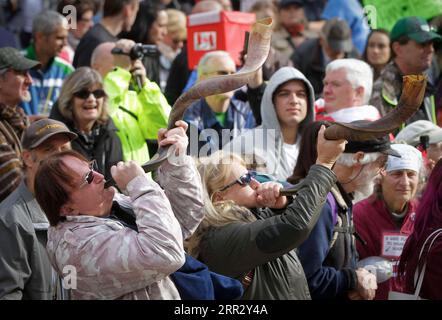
[279,75,427,196]
[324,75,427,141]
[141,18,273,172]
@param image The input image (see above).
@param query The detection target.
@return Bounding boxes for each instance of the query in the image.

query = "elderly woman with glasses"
[186,126,347,299]
[50,67,123,181]
[34,121,206,299]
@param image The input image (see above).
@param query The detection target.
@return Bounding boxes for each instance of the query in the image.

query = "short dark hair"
[103,0,136,18]
[57,0,98,18]
[35,150,89,226]
[391,35,411,59]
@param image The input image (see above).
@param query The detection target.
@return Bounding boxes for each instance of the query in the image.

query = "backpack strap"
[326,192,338,226]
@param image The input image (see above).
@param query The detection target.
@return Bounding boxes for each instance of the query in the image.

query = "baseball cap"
[385,144,422,173]
[321,18,353,53]
[21,119,77,150]
[395,120,442,146]
[344,134,401,157]
[0,47,41,71]
[390,16,442,43]
[278,0,304,9]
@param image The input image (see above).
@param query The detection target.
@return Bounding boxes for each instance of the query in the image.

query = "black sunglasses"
[219,171,256,192]
[73,89,106,100]
[79,160,96,188]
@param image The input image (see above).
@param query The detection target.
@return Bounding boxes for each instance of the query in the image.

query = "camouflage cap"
[0,47,41,71]
[21,119,77,150]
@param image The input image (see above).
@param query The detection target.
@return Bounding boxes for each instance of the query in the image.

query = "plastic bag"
[357,256,394,283]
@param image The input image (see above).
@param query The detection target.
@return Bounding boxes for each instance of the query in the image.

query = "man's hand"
[130,59,147,88]
[158,120,189,158]
[316,125,347,170]
[111,161,145,191]
[113,39,136,70]
[256,181,288,209]
[354,268,377,300]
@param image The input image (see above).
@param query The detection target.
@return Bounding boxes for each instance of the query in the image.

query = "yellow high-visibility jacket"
[104,67,171,164]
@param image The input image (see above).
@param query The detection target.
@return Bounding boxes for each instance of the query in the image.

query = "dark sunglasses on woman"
[219,171,256,192]
[73,89,106,100]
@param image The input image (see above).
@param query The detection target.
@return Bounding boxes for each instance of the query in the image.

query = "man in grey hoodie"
[224,66,315,180]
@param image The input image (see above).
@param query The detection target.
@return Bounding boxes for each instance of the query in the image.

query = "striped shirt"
[0,104,26,202]
[21,45,74,116]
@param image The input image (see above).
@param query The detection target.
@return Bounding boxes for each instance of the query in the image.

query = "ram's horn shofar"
[104,18,273,188]
[324,75,427,141]
[279,75,427,196]
[141,17,273,172]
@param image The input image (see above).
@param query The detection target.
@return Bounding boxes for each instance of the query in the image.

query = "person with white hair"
[395,120,442,171]
[316,58,381,123]
[287,121,398,300]
[353,143,423,300]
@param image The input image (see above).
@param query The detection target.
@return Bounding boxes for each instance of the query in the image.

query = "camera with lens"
[129,43,158,60]
[111,43,158,60]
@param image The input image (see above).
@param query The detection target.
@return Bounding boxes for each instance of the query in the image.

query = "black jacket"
[49,104,123,181]
[291,38,360,98]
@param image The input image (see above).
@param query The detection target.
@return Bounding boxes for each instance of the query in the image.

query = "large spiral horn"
[141,17,273,173]
[324,74,427,141]
[279,75,427,196]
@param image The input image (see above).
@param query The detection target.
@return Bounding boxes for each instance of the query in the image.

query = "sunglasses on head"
[219,171,256,192]
[78,160,96,188]
[73,89,106,100]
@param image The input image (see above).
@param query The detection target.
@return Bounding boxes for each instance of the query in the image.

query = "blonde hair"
[186,151,257,257]
[166,8,187,41]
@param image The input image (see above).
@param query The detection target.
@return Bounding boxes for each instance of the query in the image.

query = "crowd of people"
[1,0,442,301]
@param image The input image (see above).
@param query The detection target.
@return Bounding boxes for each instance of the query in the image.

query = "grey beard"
[353,181,375,203]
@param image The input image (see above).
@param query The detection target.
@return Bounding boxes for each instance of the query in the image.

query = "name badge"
[382,232,408,259]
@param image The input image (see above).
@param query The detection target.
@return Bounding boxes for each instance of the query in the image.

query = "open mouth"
[83,105,97,110]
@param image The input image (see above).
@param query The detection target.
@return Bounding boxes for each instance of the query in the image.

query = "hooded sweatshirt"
[224,67,315,180]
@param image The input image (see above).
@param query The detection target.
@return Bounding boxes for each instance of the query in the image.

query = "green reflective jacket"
[104,68,171,164]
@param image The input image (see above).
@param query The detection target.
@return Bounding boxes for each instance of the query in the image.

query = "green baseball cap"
[390,16,442,43]
[0,47,41,71]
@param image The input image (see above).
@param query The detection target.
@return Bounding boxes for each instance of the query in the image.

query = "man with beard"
[289,123,399,299]
[0,47,40,202]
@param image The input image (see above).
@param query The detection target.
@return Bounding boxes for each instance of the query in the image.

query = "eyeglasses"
[219,171,256,192]
[78,160,96,188]
[73,89,106,100]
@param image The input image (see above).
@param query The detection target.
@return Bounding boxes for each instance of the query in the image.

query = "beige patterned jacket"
[46,156,204,299]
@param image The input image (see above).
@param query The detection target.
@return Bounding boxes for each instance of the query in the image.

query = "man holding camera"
[91,39,170,164]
